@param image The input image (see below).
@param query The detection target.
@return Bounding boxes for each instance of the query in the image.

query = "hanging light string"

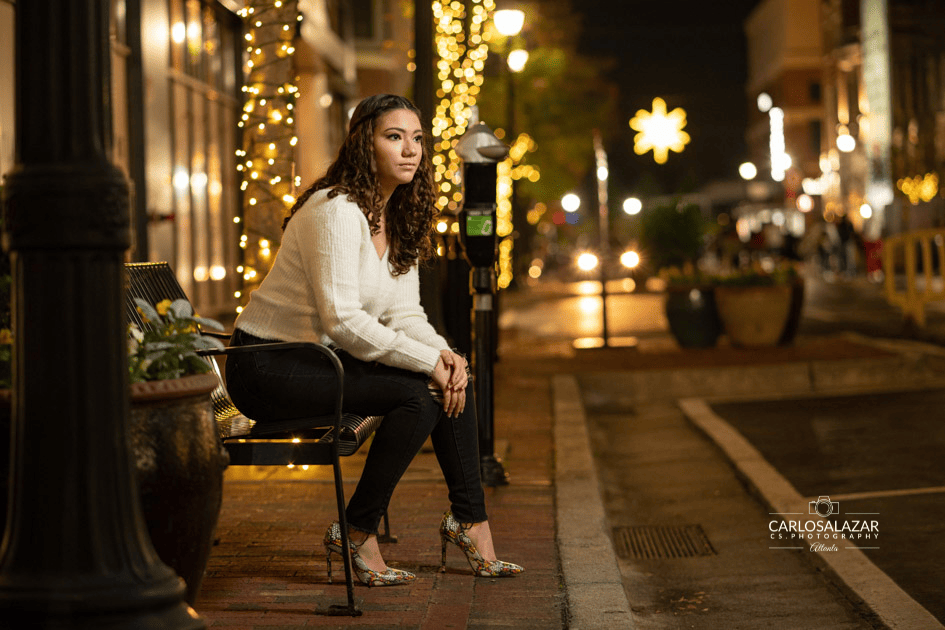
[431,0,495,214]
[234,0,301,313]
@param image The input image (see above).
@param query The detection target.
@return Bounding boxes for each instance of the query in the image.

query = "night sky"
[573,0,764,196]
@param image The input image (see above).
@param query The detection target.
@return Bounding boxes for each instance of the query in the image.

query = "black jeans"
[225,328,487,534]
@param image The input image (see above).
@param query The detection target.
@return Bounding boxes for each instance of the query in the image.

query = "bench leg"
[315,453,362,617]
[377,510,398,544]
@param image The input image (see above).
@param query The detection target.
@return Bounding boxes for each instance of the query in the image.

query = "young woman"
[225,94,523,586]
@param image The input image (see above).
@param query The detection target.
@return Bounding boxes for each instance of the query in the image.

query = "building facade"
[821,0,945,237]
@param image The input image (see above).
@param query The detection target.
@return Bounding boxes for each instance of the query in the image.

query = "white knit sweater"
[234,189,450,375]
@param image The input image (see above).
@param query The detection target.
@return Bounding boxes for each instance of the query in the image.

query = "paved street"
[500,267,945,629]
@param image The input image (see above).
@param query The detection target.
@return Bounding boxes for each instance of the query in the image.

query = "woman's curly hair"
[283,94,438,276]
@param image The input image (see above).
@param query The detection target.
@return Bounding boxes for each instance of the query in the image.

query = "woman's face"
[372,108,423,198]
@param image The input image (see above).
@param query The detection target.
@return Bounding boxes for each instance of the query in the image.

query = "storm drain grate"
[612,525,716,559]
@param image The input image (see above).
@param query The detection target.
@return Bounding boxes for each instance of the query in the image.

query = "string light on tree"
[431,0,495,213]
[629,97,690,165]
[495,133,538,288]
[234,0,301,313]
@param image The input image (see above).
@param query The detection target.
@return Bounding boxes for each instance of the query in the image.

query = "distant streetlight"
[507,49,528,72]
[622,197,642,215]
[797,194,814,212]
[577,252,599,271]
[757,92,773,113]
[562,193,581,213]
[493,9,525,36]
[629,97,690,164]
[620,250,640,268]
[738,162,758,180]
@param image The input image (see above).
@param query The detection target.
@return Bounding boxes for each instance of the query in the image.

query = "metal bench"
[125,261,388,616]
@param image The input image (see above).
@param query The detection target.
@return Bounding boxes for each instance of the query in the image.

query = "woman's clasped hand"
[432,349,467,418]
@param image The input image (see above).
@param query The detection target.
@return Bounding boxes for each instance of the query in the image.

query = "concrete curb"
[552,374,634,629]
[679,388,945,630]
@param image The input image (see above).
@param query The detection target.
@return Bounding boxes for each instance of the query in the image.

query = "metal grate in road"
[612,524,716,559]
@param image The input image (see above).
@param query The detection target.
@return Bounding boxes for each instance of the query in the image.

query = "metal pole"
[0,2,202,626]
[593,130,610,347]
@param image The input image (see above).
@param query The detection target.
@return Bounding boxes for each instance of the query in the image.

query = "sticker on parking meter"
[466,215,493,236]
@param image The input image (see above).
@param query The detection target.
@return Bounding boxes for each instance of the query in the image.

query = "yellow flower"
[135,306,150,324]
[156,299,173,316]
[0,329,12,344]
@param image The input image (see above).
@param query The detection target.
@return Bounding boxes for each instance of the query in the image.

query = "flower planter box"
[715,284,793,347]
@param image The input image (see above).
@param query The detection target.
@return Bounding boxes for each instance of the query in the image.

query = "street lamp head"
[561,193,581,212]
[507,49,529,73]
[622,197,642,215]
[494,9,525,36]
[738,162,758,180]
[576,252,599,272]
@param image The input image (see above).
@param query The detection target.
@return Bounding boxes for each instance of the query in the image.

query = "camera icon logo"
[809,496,840,517]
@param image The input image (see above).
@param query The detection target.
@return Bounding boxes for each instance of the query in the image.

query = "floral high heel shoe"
[438,511,524,577]
[323,522,416,587]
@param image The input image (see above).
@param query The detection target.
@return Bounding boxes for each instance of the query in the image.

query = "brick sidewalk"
[194,362,564,629]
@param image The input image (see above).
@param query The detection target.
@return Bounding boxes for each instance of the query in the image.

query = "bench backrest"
[125,262,251,436]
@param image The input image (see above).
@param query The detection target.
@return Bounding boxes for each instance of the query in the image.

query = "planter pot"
[130,372,229,606]
[715,284,792,347]
[664,286,723,348]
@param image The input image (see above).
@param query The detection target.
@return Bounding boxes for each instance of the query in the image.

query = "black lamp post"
[0,2,202,626]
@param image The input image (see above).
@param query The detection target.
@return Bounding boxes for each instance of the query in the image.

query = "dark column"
[0,2,202,627]
[414,0,450,338]
[413,0,434,126]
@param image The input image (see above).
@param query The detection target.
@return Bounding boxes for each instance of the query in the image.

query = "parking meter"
[455,119,509,486]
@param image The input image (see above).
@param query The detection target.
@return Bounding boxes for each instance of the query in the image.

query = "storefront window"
[164,0,242,313]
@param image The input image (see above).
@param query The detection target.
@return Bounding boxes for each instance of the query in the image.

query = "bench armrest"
[197,341,347,456]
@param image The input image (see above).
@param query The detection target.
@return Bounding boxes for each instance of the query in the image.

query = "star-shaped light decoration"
[629,97,690,164]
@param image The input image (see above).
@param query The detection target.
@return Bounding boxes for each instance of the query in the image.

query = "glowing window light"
[837,132,856,153]
[172,168,189,192]
[629,97,690,164]
[171,22,186,44]
[769,107,787,181]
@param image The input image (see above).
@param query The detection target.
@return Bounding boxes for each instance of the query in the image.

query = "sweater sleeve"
[381,267,451,352]
[300,200,443,374]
